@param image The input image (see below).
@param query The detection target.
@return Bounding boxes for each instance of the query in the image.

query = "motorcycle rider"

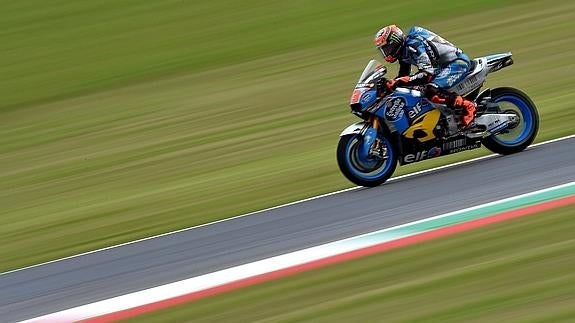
[374,25,476,127]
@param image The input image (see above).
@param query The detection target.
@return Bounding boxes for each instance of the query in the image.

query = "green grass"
[1,0,575,272]
[129,205,575,323]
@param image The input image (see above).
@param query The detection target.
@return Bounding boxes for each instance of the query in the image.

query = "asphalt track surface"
[1,137,574,321]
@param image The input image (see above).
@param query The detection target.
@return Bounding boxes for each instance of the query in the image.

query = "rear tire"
[337,134,397,187]
[482,87,539,155]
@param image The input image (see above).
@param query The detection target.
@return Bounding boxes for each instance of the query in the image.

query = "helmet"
[374,25,404,63]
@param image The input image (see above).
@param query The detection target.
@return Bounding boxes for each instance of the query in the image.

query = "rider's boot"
[453,96,476,127]
[430,93,476,129]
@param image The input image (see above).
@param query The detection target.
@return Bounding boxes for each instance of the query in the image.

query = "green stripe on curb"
[340,182,575,247]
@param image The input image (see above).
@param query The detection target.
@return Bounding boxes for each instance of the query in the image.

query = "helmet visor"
[378,42,398,58]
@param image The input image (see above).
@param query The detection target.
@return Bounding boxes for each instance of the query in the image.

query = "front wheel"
[337,133,397,187]
[482,87,539,155]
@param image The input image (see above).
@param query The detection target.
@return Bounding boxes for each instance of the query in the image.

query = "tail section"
[485,52,513,73]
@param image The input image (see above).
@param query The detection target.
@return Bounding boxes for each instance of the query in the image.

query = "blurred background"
[1,0,574,273]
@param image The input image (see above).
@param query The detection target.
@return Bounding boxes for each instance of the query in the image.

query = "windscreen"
[358,60,386,83]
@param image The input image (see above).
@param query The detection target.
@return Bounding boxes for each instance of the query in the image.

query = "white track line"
[2,134,574,276]
[20,182,575,322]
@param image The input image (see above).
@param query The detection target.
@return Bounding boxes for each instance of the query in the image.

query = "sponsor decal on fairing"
[385,97,406,121]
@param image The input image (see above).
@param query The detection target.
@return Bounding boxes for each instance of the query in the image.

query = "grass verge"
[1,0,574,272]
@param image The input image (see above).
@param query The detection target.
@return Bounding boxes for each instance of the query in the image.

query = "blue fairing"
[359,88,378,109]
[376,89,434,134]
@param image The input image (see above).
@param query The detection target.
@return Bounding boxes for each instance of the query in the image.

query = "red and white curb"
[21,182,575,322]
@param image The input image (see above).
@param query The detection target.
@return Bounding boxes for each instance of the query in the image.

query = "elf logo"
[403,147,442,163]
[408,102,422,119]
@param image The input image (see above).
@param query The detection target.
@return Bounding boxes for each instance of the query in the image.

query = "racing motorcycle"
[337,53,539,187]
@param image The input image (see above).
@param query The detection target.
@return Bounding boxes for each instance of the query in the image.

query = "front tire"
[482,87,539,155]
[337,134,397,187]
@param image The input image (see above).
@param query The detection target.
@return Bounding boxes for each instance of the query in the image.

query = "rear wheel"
[337,133,397,187]
[482,87,539,155]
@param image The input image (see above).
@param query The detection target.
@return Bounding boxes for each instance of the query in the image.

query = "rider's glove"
[385,79,397,91]
[386,76,411,91]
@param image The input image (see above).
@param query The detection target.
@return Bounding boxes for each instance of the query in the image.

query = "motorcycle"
[337,53,539,187]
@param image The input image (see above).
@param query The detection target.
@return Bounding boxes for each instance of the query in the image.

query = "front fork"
[359,116,385,160]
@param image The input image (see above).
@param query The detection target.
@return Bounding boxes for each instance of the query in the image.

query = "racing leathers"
[386,26,476,127]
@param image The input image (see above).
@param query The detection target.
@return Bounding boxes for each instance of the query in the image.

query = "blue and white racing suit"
[397,26,471,90]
